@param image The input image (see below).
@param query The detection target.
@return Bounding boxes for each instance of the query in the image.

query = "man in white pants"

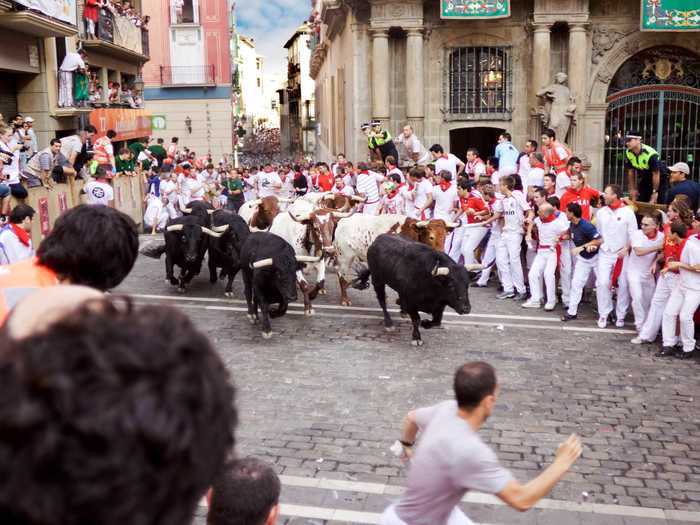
[522,203,569,311]
[491,176,532,300]
[381,362,582,525]
[632,221,688,345]
[626,214,664,332]
[658,231,700,360]
[561,203,602,321]
[452,179,489,264]
[594,184,637,328]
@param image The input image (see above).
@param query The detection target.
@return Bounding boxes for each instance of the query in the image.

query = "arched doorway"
[449,126,505,163]
[604,46,700,188]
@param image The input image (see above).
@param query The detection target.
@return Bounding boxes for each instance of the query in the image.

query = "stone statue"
[536,72,577,143]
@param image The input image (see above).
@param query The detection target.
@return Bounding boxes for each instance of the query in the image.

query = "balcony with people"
[80,0,150,62]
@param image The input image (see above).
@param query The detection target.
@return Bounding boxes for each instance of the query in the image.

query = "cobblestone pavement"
[119,242,700,524]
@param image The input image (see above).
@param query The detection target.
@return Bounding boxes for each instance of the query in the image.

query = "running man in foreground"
[382,362,582,525]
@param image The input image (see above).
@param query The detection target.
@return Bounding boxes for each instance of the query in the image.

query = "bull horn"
[351,195,366,203]
[288,210,312,222]
[166,224,184,232]
[182,208,192,214]
[295,255,321,263]
[331,210,354,219]
[323,193,336,201]
[416,220,429,228]
[277,197,294,203]
[465,264,484,272]
[252,258,274,268]
[201,227,224,238]
[431,265,450,276]
[207,209,215,214]
[445,220,461,228]
[211,224,230,233]
[252,199,262,206]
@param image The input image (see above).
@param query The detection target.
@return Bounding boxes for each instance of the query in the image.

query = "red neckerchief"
[359,170,369,175]
[10,223,30,246]
[386,187,401,199]
[438,180,451,192]
[646,230,660,240]
[530,160,545,169]
[541,213,557,224]
[546,187,556,196]
[441,154,449,160]
[609,200,624,211]
[486,166,495,176]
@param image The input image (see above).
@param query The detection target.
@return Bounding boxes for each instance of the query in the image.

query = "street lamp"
[185,116,192,134]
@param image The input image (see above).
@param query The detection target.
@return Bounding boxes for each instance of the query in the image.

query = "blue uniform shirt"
[570,219,600,260]
[495,141,520,171]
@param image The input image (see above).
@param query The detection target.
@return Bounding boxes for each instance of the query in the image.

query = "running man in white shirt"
[594,184,638,328]
[465,148,486,182]
[356,162,384,215]
[255,164,282,198]
[490,176,533,300]
[429,144,464,181]
[413,167,435,220]
[522,203,569,310]
[625,212,664,332]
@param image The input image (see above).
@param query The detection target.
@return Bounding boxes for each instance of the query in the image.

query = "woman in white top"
[625,212,664,331]
[0,126,28,216]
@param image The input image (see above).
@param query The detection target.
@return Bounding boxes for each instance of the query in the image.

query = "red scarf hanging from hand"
[10,224,30,247]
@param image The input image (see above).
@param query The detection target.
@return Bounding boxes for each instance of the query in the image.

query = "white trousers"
[559,240,574,304]
[381,505,474,525]
[476,231,498,286]
[461,225,488,266]
[529,249,557,304]
[639,272,678,342]
[596,251,630,320]
[567,255,598,316]
[662,285,700,352]
[448,225,465,263]
[497,231,525,294]
[363,201,381,215]
[626,270,656,331]
[58,71,73,108]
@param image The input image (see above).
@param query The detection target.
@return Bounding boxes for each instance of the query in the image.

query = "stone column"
[370,28,390,121]
[352,22,371,161]
[532,23,551,102]
[568,23,588,114]
[405,28,424,127]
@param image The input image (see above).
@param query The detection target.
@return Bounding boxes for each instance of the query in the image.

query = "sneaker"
[544,302,556,311]
[474,282,488,288]
[497,291,515,300]
[561,313,577,322]
[514,292,528,301]
[615,319,625,328]
[521,300,541,309]
[597,316,608,329]
[630,337,650,345]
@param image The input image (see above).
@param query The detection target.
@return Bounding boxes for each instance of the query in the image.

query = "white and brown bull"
[333,214,459,305]
[269,201,353,311]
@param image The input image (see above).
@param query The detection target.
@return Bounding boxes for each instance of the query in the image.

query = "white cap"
[24,116,34,123]
[669,162,690,175]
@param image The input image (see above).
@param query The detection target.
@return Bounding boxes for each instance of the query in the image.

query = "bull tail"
[350,265,371,290]
[139,240,167,260]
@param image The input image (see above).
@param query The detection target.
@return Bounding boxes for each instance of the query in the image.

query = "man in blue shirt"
[665,162,700,210]
[562,203,602,322]
[494,132,519,176]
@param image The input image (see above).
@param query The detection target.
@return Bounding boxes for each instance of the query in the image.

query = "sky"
[236,0,311,80]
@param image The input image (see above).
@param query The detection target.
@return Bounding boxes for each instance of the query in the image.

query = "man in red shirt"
[453,179,489,266]
[559,172,600,221]
[316,162,334,192]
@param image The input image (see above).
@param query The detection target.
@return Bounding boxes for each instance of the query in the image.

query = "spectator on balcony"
[90,84,105,105]
[108,82,120,105]
[120,84,137,108]
[84,0,99,38]
[58,49,87,108]
[74,65,90,108]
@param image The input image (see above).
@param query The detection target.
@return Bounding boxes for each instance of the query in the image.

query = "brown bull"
[250,196,281,230]
[398,218,456,252]
[319,193,364,212]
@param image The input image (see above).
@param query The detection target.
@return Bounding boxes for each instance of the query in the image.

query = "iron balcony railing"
[160,65,216,86]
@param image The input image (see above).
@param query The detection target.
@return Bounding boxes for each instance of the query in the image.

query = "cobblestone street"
[118,247,700,525]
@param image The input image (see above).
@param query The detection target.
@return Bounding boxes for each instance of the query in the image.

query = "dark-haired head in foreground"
[0,294,237,525]
[37,204,139,290]
[208,457,281,525]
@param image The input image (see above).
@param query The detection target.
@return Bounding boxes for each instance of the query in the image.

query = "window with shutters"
[444,46,512,121]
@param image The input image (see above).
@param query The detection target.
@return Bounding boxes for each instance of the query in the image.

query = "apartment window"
[257,78,261,88]
[445,46,512,120]
[171,0,199,25]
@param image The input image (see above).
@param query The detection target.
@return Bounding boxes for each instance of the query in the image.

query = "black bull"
[353,234,472,346]
[207,209,250,297]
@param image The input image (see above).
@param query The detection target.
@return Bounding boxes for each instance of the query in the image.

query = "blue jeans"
[0,184,10,198]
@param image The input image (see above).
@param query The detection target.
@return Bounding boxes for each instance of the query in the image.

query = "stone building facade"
[311,0,700,189]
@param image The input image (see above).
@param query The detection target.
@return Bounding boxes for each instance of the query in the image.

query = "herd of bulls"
[142,193,477,345]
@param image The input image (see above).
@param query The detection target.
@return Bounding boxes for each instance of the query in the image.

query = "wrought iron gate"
[604,87,700,188]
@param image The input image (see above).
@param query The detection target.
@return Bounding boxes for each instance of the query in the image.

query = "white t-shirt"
[518,154,531,179]
[434,153,462,180]
[0,226,34,265]
[255,171,282,198]
[596,205,638,254]
[0,139,20,184]
[680,235,700,291]
[60,135,83,164]
[496,191,530,233]
[555,171,571,197]
[355,171,382,203]
[59,52,85,72]
[387,167,405,183]
[84,180,114,206]
[396,133,430,165]
[490,169,501,187]
[525,167,545,191]
[466,159,486,181]
[534,214,570,248]
[414,179,434,217]
[160,179,178,204]
[628,229,663,275]
[431,184,458,221]
[332,185,355,197]
[185,177,205,201]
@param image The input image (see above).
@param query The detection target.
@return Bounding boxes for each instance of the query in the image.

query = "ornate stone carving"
[591,26,625,64]
[536,72,577,143]
[309,41,328,80]
[596,65,614,84]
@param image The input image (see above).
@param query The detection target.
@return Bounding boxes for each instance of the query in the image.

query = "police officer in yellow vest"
[369,120,399,163]
[624,131,668,204]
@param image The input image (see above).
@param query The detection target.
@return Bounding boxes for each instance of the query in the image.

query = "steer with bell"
[239,231,321,338]
[353,234,472,346]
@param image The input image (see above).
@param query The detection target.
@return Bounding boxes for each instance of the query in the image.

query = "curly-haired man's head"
[0,294,237,525]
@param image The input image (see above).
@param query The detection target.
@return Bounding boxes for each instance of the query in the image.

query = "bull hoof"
[304,308,314,316]
[421,320,440,329]
[261,331,272,339]
[384,325,396,333]
[177,287,186,294]
[411,339,424,347]
[224,292,233,298]
[318,288,327,296]
[341,299,352,306]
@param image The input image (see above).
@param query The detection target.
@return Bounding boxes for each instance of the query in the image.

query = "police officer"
[360,122,374,160]
[369,120,399,163]
[624,131,667,204]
